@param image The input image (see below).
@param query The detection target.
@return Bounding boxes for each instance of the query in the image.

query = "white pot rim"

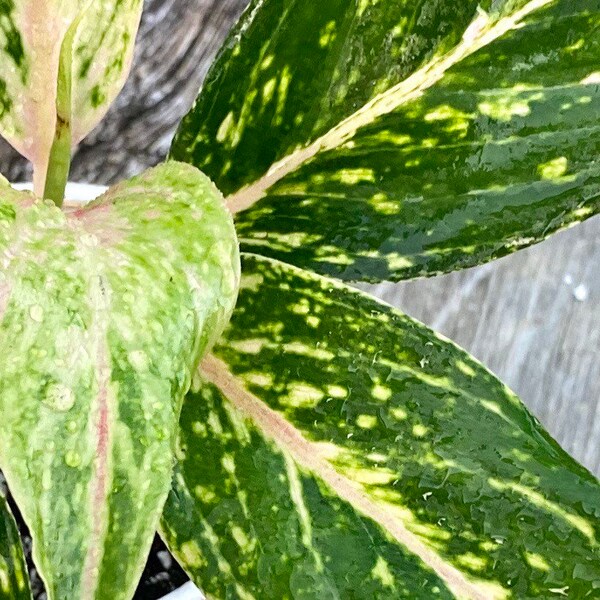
[12,181,108,203]
[11,180,205,600]
[159,582,204,600]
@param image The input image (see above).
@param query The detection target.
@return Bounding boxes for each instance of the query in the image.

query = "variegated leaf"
[0,163,240,599]
[0,494,31,599]
[0,0,143,195]
[172,0,600,281]
[162,253,600,599]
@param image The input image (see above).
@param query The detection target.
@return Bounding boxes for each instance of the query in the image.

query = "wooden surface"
[1,0,598,476]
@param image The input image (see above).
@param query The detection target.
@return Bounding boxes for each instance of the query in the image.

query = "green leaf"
[0,163,240,599]
[172,0,600,282]
[162,253,600,599]
[0,494,31,599]
[0,0,143,194]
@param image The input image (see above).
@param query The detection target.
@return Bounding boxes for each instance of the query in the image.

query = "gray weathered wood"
[0,0,597,476]
[0,0,249,185]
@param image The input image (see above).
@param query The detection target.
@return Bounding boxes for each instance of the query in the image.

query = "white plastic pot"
[160,582,205,600]
[12,181,206,600]
[12,181,108,202]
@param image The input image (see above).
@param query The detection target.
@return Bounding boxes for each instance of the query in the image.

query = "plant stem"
[43,21,77,208]
[43,115,71,208]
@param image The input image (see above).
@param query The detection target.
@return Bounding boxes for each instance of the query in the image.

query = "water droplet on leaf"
[128,350,149,370]
[43,384,75,412]
[29,304,44,322]
[64,450,81,468]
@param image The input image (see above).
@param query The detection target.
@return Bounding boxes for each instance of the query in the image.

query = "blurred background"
[1,0,597,475]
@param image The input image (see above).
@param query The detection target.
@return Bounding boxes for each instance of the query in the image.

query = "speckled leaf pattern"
[68,0,143,147]
[172,0,600,281]
[162,253,600,599]
[0,495,31,599]
[0,0,143,193]
[0,163,240,599]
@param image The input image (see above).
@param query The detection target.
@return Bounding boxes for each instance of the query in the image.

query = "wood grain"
[0,0,597,476]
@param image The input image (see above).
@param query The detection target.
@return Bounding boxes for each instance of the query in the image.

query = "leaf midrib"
[225,0,554,215]
[68,208,115,599]
[200,353,502,600]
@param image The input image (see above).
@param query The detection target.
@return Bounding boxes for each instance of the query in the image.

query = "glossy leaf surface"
[0,163,240,599]
[162,254,600,599]
[0,494,31,599]
[173,0,600,281]
[0,0,143,194]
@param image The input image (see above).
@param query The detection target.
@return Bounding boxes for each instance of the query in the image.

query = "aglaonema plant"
[0,0,597,599]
